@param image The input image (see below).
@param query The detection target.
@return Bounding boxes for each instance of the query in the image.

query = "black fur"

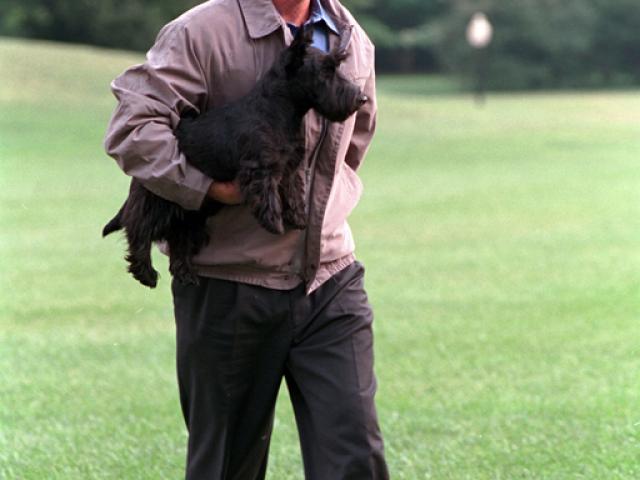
[103,27,367,288]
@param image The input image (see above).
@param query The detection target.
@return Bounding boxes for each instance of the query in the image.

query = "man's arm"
[344,69,377,172]
[104,21,217,210]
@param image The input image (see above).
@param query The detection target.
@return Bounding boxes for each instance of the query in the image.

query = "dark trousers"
[172,261,389,480]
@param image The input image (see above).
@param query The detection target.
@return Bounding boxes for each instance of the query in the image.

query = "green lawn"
[1,38,639,479]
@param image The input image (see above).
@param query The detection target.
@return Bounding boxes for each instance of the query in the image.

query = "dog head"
[283,26,367,122]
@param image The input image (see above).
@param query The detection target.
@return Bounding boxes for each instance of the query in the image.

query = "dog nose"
[358,94,368,106]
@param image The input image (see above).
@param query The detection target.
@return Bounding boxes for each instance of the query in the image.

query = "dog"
[103,27,367,288]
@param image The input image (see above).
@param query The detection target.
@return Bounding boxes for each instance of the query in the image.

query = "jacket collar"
[238,0,348,40]
[238,0,286,39]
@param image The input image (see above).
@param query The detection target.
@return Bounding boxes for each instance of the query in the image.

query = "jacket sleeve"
[344,68,377,172]
[104,21,213,211]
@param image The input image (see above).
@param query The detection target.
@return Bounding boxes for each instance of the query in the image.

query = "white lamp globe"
[466,12,493,49]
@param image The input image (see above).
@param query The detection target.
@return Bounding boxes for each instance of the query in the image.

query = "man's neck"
[272,0,311,27]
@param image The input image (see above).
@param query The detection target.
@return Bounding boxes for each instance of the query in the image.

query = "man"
[104,0,388,478]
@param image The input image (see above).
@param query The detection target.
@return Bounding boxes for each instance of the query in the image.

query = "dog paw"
[259,212,285,235]
[283,210,307,230]
[262,218,285,235]
[171,261,200,286]
[130,265,159,289]
[177,271,200,286]
[292,222,307,230]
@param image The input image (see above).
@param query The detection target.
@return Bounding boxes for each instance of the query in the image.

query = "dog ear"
[323,25,352,73]
[285,26,314,76]
[322,49,349,74]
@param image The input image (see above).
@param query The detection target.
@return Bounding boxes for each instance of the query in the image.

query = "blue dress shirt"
[286,0,339,53]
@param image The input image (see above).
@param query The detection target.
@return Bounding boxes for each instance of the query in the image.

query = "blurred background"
[1,0,640,89]
[1,1,639,479]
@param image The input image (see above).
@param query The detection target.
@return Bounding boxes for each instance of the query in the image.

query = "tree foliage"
[430,0,640,89]
[1,0,639,88]
[0,0,201,51]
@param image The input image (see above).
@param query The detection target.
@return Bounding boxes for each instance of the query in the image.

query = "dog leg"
[125,230,158,288]
[190,227,210,255]
[281,168,307,230]
[280,147,309,230]
[240,168,284,235]
[168,234,200,286]
[280,144,307,229]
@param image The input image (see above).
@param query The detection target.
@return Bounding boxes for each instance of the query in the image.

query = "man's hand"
[208,179,244,205]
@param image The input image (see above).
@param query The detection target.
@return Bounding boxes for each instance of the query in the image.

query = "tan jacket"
[104,0,376,293]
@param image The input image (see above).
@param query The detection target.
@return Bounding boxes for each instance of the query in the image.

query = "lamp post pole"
[466,12,493,104]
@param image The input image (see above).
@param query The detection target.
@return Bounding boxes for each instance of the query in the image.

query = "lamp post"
[466,12,493,104]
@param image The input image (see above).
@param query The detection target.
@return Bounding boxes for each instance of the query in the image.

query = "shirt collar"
[307,0,339,35]
[238,0,340,39]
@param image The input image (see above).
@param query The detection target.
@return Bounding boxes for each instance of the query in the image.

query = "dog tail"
[102,203,125,237]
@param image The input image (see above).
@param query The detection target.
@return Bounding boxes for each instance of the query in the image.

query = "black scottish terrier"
[103,27,367,288]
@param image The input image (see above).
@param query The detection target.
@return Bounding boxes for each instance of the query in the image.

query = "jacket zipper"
[293,26,352,277]
[292,118,329,276]
[305,118,329,213]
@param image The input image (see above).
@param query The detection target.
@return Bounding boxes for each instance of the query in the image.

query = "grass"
[1,37,640,479]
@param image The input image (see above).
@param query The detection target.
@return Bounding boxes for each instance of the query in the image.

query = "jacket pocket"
[323,162,363,233]
[319,162,363,261]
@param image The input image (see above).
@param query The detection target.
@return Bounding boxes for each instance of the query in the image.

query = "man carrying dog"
[104,0,388,478]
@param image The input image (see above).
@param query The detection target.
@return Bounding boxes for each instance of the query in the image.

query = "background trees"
[1,0,639,89]
[0,0,201,51]
[431,0,640,89]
